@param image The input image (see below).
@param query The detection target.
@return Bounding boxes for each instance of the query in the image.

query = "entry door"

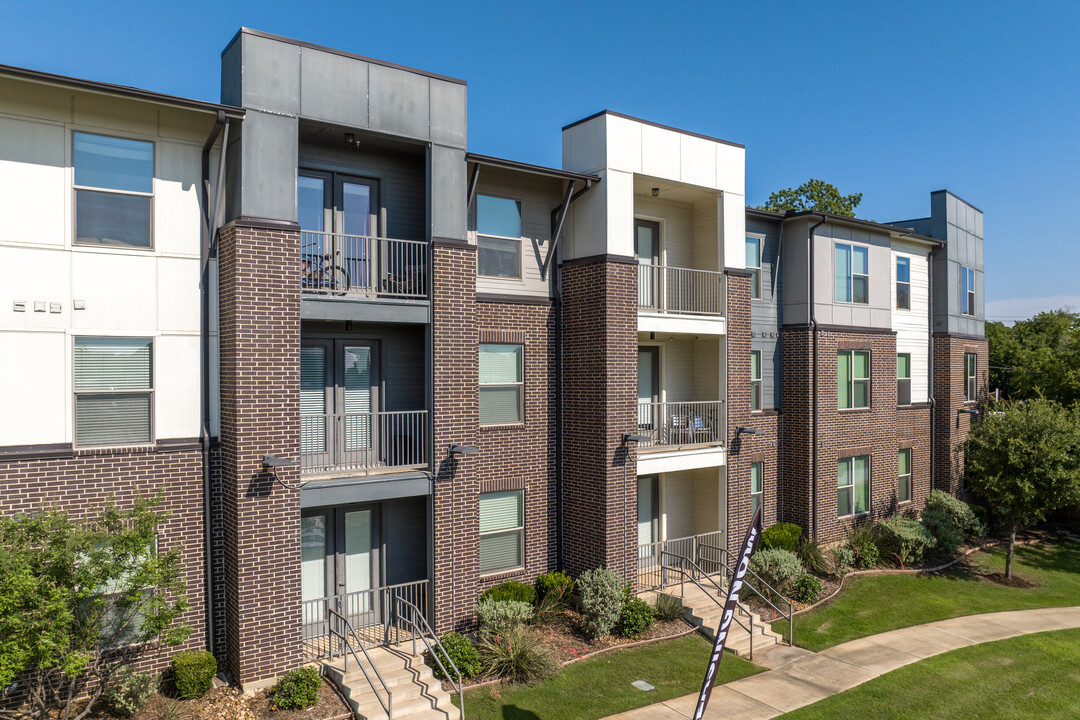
[637,476,660,548]
[339,344,376,468]
[338,508,377,625]
[635,219,660,309]
[300,508,380,621]
[638,347,660,439]
[335,176,378,293]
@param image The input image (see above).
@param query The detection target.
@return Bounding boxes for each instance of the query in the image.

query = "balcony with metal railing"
[635,400,725,450]
[300,410,428,476]
[637,264,724,317]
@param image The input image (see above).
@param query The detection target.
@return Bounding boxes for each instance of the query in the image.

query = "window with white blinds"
[300,346,327,455]
[74,337,153,447]
[479,490,524,574]
[343,346,373,451]
[479,343,523,425]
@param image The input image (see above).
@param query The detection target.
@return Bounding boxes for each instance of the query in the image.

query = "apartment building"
[0,28,987,696]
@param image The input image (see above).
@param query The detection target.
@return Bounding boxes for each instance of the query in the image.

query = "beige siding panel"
[661,470,695,540]
[692,197,720,272]
[0,115,67,247]
[634,195,695,269]
[693,468,721,534]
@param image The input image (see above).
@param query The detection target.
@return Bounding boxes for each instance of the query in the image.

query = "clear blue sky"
[4,0,1077,321]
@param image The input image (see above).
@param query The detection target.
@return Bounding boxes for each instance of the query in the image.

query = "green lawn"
[779,628,1080,719]
[454,633,764,720]
[775,539,1080,652]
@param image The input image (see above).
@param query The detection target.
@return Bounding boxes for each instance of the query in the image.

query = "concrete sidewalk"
[605,606,1080,719]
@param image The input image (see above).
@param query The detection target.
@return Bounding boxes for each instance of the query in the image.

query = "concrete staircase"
[659,581,787,660]
[323,643,459,720]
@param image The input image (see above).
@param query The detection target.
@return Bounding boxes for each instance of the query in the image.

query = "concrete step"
[656,580,788,661]
[323,643,459,720]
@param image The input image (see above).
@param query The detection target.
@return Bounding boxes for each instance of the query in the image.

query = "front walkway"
[605,606,1080,719]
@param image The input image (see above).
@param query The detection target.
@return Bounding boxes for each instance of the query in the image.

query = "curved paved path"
[605,606,1080,720]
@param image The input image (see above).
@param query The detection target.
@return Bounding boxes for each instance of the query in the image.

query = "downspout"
[927,245,937,493]
[200,110,226,654]
[806,214,827,542]
[773,220,784,522]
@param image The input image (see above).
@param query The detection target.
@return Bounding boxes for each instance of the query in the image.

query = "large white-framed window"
[74,337,154,447]
[479,489,524,575]
[834,243,869,304]
[479,343,524,425]
[73,132,154,249]
[898,449,912,504]
[961,266,976,316]
[897,353,911,407]
[964,353,977,403]
[746,235,763,300]
[896,257,911,310]
[838,455,870,517]
[838,350,870,410]
[750,350,762,412]
[750,462,763,518]
[477,195,522,279]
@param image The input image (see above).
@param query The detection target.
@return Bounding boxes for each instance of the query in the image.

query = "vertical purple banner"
[691,507,762,720]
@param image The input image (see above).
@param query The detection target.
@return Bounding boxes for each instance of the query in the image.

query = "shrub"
[761,522,803,552]
[479,625,557,684]
[922,508,966,555]
[577,568,626,638]
[830,545,856,574]
[654,593,685,623]
[845,524,883,569]
[926,490,985,539]
[479,580,536,605]
[616,596,656,639]
[790,573,824,604]
[475,598,534,635]
[796,538,829,575]
[878,515,936,564]
[103,667,155,718]
[749,547,803,596]
[270,667,321,711]
[172,650,217,700]
[535,571,575,607]
[429,632,481,680]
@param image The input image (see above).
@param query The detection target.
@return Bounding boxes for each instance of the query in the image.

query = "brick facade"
[560,257,637,583]
[933,335,990,498]
[216,220,302,687]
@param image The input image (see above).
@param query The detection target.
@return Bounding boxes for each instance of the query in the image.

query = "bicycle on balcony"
[301,250,351,296]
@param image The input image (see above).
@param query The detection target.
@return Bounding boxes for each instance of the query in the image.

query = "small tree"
[757,178,863,217]
[963,400,1080,577]
[0,496,190,720]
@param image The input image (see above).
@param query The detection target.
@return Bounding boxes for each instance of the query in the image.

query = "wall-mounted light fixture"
[449,443,479,456]
[735,426,766,436]
[651,187,660,197]
[957,408,980,416]
[344,132,361,148]
[621,433,652,444]
[262,455,303,489]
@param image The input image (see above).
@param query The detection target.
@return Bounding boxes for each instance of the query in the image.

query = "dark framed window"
[838,350,870,409]
[74,337,153,447]
[834,243,869,304]
[479,490,524,574]
[477,195,522,278]
[897,353,911,406]
[961,266,976,316]
[750,462,763,518]
[746,235,762,299]
[480,343,524,424]
[898,449,912,503]
[750,350,762,412]
[964,353,977,403]
[838,455,870,517]
[896,257,911,310]
[73,132,154,249]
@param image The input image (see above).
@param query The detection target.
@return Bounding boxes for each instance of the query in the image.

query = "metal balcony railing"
[637,264,724,316]
[636,400,725,448]
[303,579,429,660]
[300,410,428,475]
[301,230,428,299]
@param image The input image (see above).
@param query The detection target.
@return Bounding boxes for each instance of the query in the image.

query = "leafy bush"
[103,667,155,718]
[270,667,321,711]
[171,650,217,700]
[761,522,803,552]
[475,598,534,635]
[479,580,536,605]
[429,632,481,680]
[578,568,626,638]
[654,593,685,623]
[535,571,574,607]
[926,490,985,539]
[921,508,966,555]
[878,515,937,564]
[749,547,803,596]
[796,538,829,575]
[830,545,856,574]
[616,596,656,639]
[845,524,883,569]
[479,625,557,684]
[790,573,824,604]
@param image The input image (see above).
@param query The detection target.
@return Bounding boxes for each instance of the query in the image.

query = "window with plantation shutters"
[74,337,152,447]
[479,343,523,425]
[479,490,524,574]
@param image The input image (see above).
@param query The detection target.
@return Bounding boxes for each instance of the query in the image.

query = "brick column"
[779,328,813,535]
[431,239,479,633]
[560,256,637,584]
[217,219,301,687]
[933,335,989,498]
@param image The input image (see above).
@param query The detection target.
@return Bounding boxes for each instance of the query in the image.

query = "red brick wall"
[560,257,637,583]
[933,335,990,498]
[217,221,301,686]
[779,329,814,534]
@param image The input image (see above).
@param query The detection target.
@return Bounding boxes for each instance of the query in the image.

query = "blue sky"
[4,0,1077,321]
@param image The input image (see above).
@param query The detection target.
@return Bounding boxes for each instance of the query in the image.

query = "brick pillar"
[217,219,301,687]
[933,335,989,498]
[560,256,637,583]
[431,239,479,633]
[779,328,813,536]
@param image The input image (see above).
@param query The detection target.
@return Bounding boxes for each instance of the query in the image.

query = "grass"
[454,633,764,720]
[779,628,1080,719]
[776,539,1080,652]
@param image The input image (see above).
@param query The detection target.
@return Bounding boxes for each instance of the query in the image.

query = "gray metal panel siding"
[240,110,299,222]
[383,496,428,585]
[429,80,467,147]
[299,48,368,125]
[369,63,430,140]
[932,190,985,337]
[240,33,301,114]
[430,145,467,242]
[747,216,782,409]
[781,218,810,326]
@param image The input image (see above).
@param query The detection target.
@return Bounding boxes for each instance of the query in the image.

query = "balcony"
[635,400,725,449]
[300,410,428,476]
[637,265,725,335]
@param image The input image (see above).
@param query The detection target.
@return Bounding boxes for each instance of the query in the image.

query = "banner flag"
[691,507,763,720]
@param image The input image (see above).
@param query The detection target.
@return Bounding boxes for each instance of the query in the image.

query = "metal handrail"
[301,229,428,299]
[659,550,756,660]
[326,608,392,720]
[637,264,725,316]
[715,547,794,645]
[394,597,464,719]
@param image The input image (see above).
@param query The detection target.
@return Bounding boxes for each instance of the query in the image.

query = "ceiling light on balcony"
[651,187,660,197]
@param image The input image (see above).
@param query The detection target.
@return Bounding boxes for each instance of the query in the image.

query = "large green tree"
[987,310,1080,405]
[757,178,863,217]
[0,497,190,720]
[962,400,1080,577]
